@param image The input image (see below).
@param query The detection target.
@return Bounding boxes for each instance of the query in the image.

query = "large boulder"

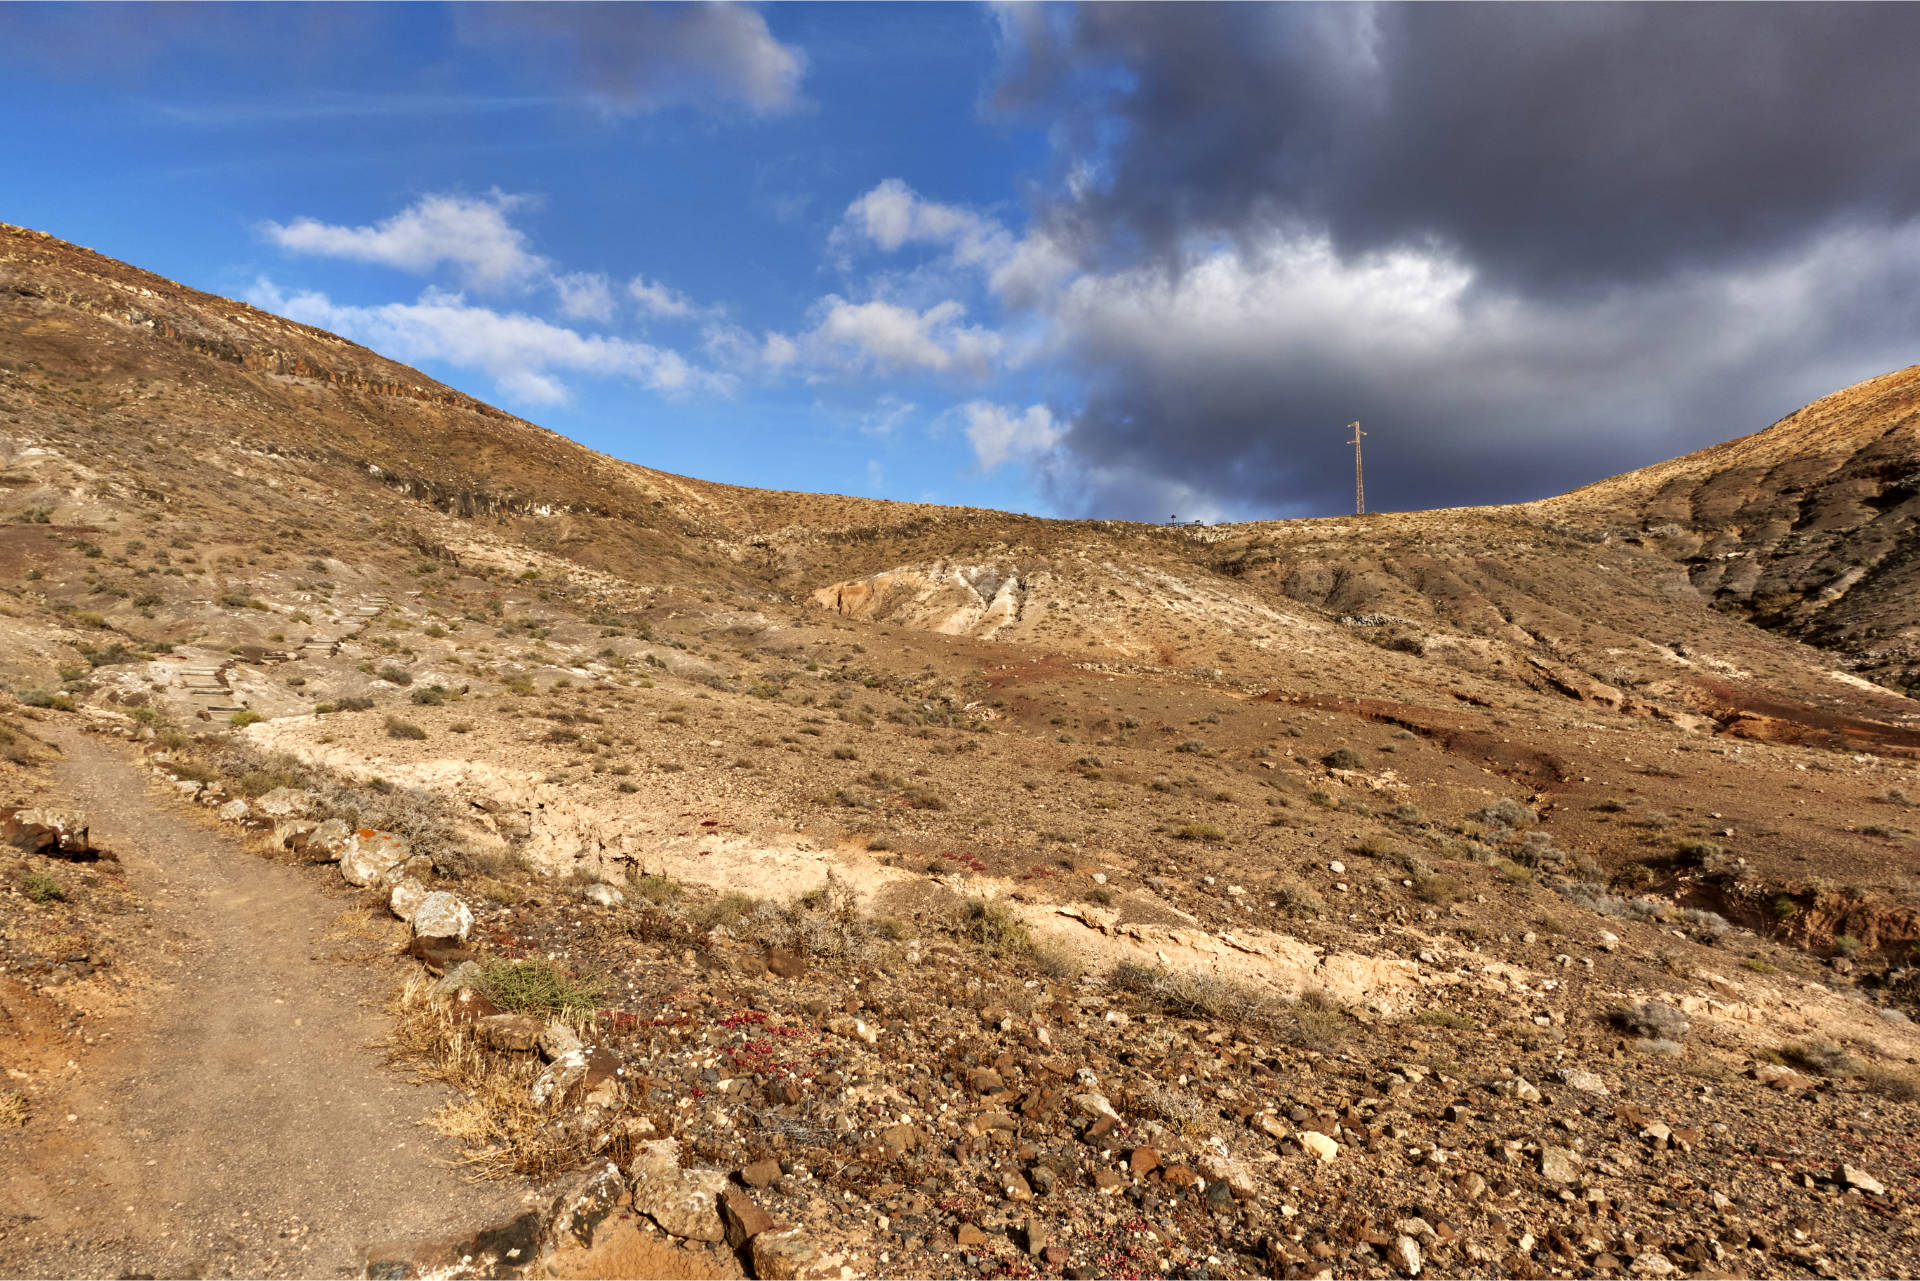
[306,818,351,862]
[338,829,411,887]
[1,807,90,857]
[627,1139,730,1243]
[411,891,474,940]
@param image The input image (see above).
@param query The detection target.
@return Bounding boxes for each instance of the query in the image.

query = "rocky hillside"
[5,223,1920,1280]
[1531,363,1920,691]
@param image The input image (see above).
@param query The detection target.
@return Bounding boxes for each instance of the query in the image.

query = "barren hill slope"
[1530,363,1920,690]
[7,224,1920,1281]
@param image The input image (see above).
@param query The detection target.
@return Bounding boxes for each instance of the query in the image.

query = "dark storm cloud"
[996,4,1920,291]
[990,4,1920,519]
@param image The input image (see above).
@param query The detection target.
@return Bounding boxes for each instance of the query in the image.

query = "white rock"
[388,878,429,921]
[628,1139,730,1242]
[410,891,474,940]
[218,798,251,823]
[1329,861,1345,874]
[540,1021,584,1061]
[172,779,203,799]
[253,787,313,819]
[583,883,625,907]
[306,819,350,862]
[1073,1092,1122,1124]
[1390,1234,1423,1276]
[1297,1131,1339,1163]
[1557,1069,1609,1096]
[338,829,410,886]
[531,1048,589,1107]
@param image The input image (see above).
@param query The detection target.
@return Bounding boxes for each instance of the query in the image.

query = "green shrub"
[477,957,605,1016]
[23,871,65,903]
[383,716,427,740]
[1322,747,1365,770]
[376,665,413,686]
[228,709,262,728]
[1173,822,1225,843]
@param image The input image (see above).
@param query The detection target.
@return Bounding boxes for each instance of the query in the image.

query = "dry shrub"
[0,1090,26,1128]
[386,976,611,1179]
[1112,960,1274,1025]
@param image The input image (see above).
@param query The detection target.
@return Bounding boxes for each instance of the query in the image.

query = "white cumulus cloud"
[248,280,715,406]
[806,296,1002,377]
[838,179,1075,306]
[260,192,550,291]
[959,401,1063,471]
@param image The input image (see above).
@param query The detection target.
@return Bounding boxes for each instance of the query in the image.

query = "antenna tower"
[1347,421,1366,515]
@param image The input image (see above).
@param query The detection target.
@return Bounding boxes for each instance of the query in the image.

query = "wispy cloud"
[152,92,563,126]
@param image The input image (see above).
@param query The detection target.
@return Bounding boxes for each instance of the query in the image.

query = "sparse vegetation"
[476,957,606,1016]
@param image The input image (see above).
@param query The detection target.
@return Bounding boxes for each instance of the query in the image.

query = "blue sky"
[9,4,1920,521]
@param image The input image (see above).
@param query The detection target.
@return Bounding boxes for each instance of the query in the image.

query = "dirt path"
[0,731,525,1279]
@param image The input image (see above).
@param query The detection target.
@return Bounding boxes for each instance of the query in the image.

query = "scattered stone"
[1558,1068,1609,1095]
[741,1158,783,1190]
[720,1187,774,1249]
[1298,1131,1340,1163]
[1,807,90,857]
[388,878,429,922]
[751,1226,839,1281]
[252,787,313,819]
[217,798,251,823]
[478,1013,546,1053]
[447,986,499,1024]
[1630,1252,1677,1278]
[410,890,474,940]
[1390,1233,1423,1276]
[305,818,350,861]
[531,1049,590,1107]
[1840,1164,1888,1195]
[582,882,625,907]
[628,1138,730,1243]
[1539,1146,1582,1183]
[539,1021,584,1061]
[542,1160,625,1249]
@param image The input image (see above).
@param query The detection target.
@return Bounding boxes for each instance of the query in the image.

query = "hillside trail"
[0,730,526,1279]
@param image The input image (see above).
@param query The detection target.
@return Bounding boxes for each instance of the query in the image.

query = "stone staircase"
[170,595,394,722]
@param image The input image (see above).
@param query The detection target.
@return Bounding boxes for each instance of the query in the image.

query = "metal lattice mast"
[1347,421,1366,515]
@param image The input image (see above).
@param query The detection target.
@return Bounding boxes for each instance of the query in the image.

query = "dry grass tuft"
[386,975,609,1180]
[325,906,405,943]
[0,1090,27,1128]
